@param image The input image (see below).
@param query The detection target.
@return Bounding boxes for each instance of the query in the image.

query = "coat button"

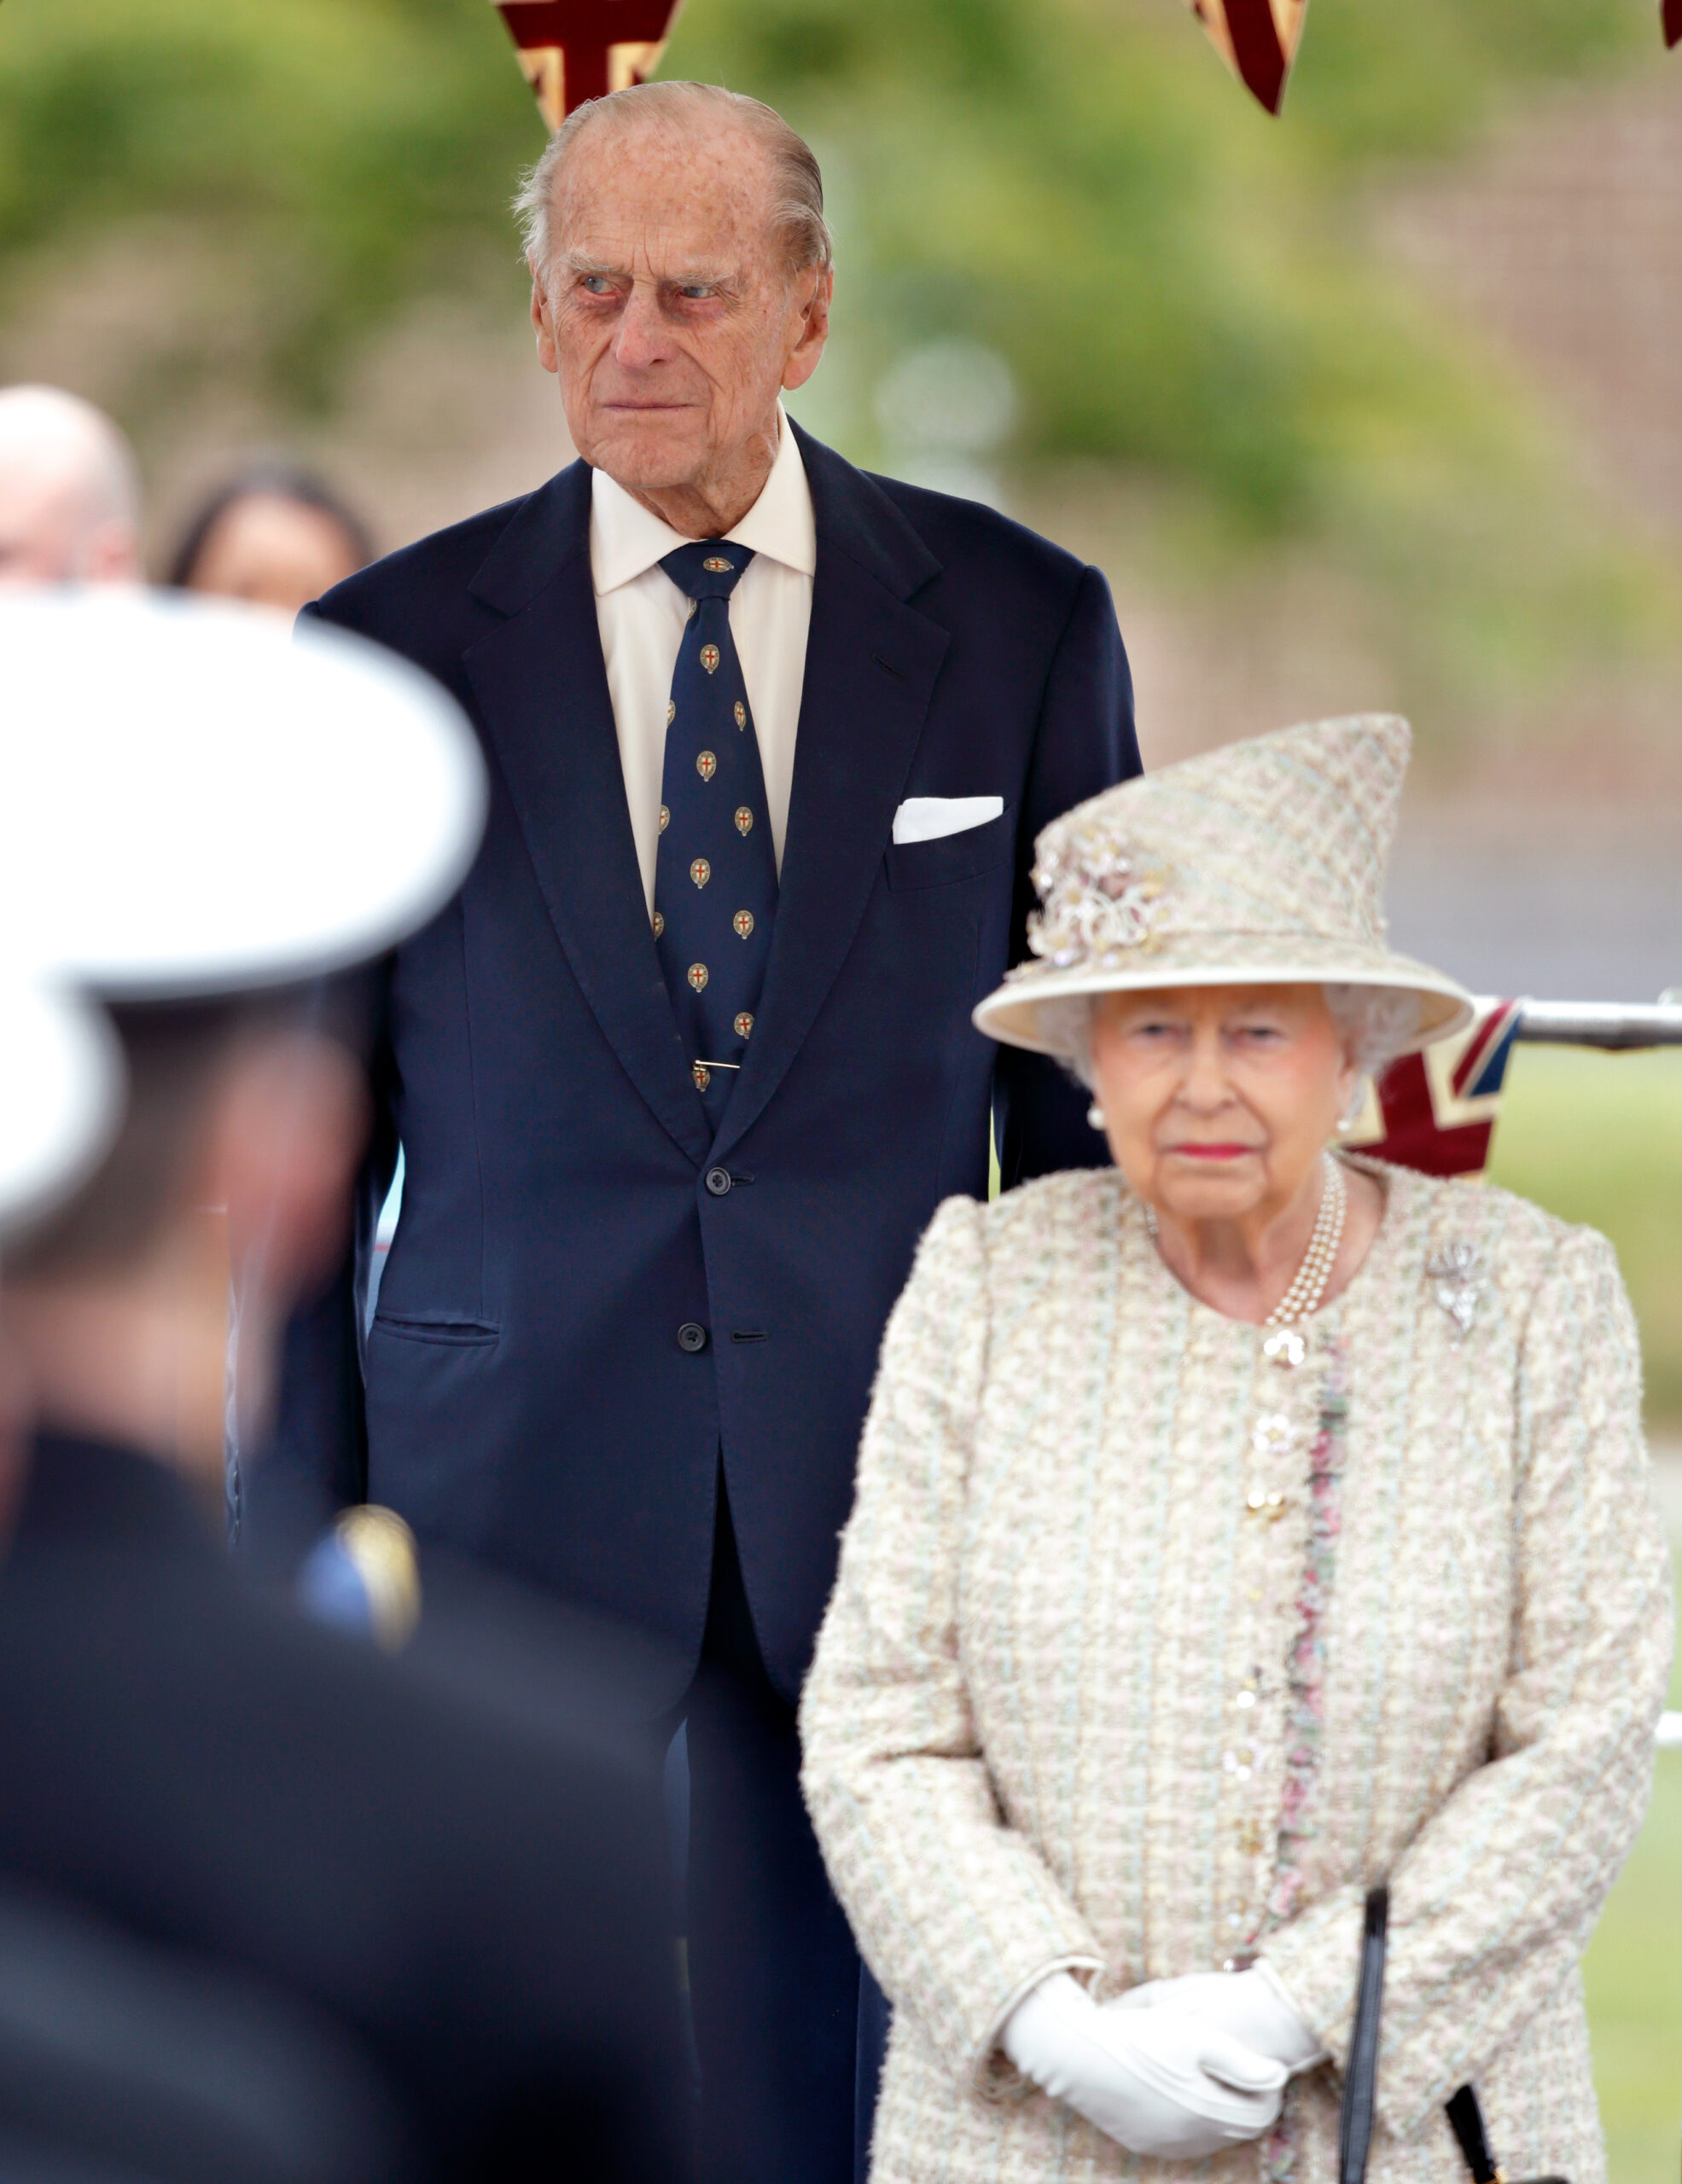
[678,1321,708,1354]
[705,1166,732,1197]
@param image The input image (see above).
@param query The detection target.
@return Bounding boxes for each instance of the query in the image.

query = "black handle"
[1445,2086,1500,2184]
[1338,1886,1388,2184]
[1337,1883,1569,2184]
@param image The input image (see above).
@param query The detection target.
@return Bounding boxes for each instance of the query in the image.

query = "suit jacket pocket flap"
[371,1314,499,1347]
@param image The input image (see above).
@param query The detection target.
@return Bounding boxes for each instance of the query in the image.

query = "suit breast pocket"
[884,804,1016,892]
[370,1313,499,1348]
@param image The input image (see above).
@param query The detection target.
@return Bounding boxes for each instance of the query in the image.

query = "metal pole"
[1510,998,1682,1051]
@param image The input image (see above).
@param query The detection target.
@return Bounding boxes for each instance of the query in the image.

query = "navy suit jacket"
[255,425,1139,1707]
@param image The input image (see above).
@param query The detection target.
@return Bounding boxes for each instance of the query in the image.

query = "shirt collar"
[589,403,816,597]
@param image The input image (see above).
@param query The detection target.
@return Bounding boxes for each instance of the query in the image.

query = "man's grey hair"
[513,80,834,288]
[1039,982,1423,1095]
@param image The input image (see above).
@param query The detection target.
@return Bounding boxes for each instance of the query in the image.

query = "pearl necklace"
[1145,1153,1347,1327]
[1263,1154,1347,1326]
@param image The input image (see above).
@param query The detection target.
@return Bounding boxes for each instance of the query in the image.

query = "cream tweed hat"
[973,713,1473,1060]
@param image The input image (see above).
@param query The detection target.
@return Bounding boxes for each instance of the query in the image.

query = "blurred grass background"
[1588,1755,1682,2184]
[1,1,1677,2169]
[1489,1050,1681,2184]
[1488,1050,1682,1424]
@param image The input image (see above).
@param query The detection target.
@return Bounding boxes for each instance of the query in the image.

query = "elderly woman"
[800,715,1672,2184]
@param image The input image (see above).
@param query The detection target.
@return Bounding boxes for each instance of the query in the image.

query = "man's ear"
[530,263,560,376]
[782,268,833,394]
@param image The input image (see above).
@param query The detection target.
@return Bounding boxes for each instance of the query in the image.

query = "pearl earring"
[1087,1102,1105,1130]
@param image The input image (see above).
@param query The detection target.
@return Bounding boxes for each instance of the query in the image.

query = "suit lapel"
[464,465,712,1168]
[714,432,949,1159]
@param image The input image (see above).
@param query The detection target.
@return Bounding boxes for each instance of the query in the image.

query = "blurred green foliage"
[0,0,1649,487]
[676,0,1644,514]
[1,0,1676,724]
[0,0,531,404]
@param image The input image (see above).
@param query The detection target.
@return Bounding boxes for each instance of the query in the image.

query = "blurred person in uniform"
[0,974,122,1515]
[0,980,410,2184]
[169,463,373,615]
[0,591,691,2184]
[0,385,141,587]
[253,78,1140,2184]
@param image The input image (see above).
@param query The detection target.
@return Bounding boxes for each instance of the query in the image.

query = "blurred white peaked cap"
[0,590,487,998]
[0,979,122,1238]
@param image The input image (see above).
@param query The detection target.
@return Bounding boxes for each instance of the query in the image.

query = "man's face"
[532,114,830,505]
[0,470,89,586]
[184,493,364,614]
[0,463,137,588]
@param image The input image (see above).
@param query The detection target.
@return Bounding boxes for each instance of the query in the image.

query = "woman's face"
[185,494,363,615]
[1090,983,1357,1226]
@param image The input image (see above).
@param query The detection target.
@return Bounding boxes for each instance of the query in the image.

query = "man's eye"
[678,284,714,300]
[580,276,614,296]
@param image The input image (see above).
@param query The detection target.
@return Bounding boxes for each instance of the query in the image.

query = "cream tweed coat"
[800,1160,1672,2184]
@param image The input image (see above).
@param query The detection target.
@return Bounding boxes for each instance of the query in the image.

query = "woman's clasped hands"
[1001,1964,1322,2160]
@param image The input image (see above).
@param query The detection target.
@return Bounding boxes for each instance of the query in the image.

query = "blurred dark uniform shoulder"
[0,1431,689,2184]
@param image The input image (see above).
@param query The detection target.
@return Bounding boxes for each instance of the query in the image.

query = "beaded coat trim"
[1259,1341,1350,2184]
[1269,1343,1349,1933]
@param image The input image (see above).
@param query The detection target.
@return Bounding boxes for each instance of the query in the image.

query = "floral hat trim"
[1016,822,1173,977]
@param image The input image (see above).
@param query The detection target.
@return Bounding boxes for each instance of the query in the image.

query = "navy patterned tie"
[654,542,777,1124]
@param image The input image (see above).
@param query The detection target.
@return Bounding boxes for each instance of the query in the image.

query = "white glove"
[1112,1962,1326,2073]
[1001,1972,1287,2160]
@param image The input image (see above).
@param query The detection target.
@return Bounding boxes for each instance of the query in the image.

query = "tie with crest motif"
[653,542,778,1124]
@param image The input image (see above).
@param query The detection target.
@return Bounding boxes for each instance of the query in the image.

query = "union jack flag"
[1341,998,1522,1178]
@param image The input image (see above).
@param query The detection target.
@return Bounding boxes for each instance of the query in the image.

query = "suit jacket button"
[678,1321,708,1354]
[705,1167,732,1197]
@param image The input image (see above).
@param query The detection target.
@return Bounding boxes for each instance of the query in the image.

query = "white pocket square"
[891,795,1005,845]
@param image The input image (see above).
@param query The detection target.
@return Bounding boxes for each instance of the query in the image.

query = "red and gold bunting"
[1183,0,1308,115]
[1185,0,1673,105]
[492,0,684,130]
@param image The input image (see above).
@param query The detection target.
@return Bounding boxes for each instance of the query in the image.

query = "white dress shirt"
[590,409,816,915]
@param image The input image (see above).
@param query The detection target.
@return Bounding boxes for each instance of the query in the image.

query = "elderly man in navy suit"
[255,78,1139,2184]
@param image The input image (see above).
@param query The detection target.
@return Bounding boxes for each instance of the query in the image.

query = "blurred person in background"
[0,980,409,2184]
[800,716,1672,2184]
[252,76,1139,2184]
[168,462,372,613]
[0,384,141,587]
[0,592,691,2184]
[0,974,121,1533]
